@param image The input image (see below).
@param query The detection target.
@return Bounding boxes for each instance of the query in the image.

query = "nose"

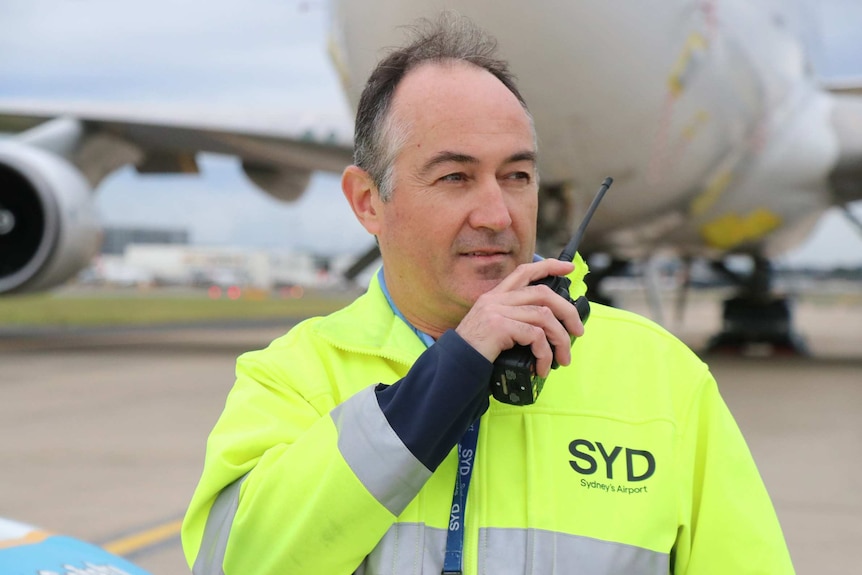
[468,177,513,231]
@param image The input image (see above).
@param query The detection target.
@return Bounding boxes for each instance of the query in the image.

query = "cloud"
[0,0,347,111]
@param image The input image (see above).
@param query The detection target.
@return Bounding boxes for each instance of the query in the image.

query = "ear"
[342,165,382,236]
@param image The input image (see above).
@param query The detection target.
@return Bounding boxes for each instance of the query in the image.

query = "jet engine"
[0,142,101,294]
[241,160,312,202]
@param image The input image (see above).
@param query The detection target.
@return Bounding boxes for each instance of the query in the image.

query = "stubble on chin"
[471,260,510,281]
[458,260,513,307]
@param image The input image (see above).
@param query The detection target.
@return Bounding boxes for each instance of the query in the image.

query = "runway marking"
[102,518,183,557]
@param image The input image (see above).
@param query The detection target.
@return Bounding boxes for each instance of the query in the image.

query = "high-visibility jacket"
[182,259,794,574]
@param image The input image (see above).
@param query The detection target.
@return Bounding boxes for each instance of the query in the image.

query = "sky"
[1,0,861,266]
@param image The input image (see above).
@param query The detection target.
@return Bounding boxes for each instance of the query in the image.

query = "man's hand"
[455,258,586,377]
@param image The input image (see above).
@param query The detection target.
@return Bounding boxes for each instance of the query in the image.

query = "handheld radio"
[489,177,613,405]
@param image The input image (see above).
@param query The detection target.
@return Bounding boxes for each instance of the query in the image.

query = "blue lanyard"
[378,267,480,574]
[442,420,480,575]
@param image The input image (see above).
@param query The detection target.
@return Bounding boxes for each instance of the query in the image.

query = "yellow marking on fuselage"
[681,110,711,141]
[700,209,782,250]
[690,170,733,217]
[668,32,708,96]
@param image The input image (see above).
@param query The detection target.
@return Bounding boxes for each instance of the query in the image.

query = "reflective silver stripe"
[332,386,432,515]
[355,522,447,575]
[355,523,668,575]
[478,527,669,575]
[192,473,249,575]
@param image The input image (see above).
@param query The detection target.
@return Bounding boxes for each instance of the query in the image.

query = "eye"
[505,171,532,183]
[439,172,467,183]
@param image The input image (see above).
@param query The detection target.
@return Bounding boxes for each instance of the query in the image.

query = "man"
[182,13,794,574]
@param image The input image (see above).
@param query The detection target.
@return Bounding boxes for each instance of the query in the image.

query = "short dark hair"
[353,11,530,200]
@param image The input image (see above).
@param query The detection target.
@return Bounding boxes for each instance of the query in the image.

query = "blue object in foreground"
[0,518,152,575]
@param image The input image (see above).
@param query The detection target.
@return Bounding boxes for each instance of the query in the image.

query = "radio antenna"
[558,177,613,262]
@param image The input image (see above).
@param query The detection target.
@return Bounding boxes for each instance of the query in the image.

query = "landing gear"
[585,252,809,356]
[705,256,808,355]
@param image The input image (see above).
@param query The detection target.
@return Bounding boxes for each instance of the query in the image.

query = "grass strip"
[0,290,356,327]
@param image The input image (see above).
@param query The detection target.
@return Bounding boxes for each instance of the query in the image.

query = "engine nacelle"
[0,142,101,294]
[242,161,312,202]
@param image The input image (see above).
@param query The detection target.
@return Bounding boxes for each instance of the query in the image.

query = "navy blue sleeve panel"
[375,329,492,471]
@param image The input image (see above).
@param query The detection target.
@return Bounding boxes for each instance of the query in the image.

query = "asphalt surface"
[1,294,860,574]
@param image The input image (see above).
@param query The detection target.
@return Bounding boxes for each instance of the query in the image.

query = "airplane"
[1,0,861,354]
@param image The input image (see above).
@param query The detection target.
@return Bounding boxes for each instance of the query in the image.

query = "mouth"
[460,250,511,258]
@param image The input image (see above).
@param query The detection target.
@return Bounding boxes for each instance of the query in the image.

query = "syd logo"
[568,439,656,481]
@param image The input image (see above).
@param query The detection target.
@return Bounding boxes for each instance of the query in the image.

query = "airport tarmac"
[1,293,860,574]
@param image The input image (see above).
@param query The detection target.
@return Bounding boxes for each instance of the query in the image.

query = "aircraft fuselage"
[329,0,837,260]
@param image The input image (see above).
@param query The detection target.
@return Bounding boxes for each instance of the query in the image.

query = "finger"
[480,282,574,314]
[457,270,585,364]
[501,304,575,369]
[550,296,586,339]
[457,302,559,366]
[499,318,554,377]
[487,284,586,340]
[492,258,575,293]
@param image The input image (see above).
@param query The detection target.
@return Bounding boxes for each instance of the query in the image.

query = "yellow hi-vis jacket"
[182,258,794,574]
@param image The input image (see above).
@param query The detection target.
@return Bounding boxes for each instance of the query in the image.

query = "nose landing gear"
[705,255,808,355]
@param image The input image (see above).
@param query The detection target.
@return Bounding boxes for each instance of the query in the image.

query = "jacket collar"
[313,271,427,366]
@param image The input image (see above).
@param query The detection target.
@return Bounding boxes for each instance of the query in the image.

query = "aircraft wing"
[0,100,355,294]
[822,77,862,98]
[0,100,354,195]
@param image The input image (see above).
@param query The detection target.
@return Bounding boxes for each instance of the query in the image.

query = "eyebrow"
[419,149,537,177]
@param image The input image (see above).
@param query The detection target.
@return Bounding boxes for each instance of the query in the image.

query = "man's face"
[375,61,538,334]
